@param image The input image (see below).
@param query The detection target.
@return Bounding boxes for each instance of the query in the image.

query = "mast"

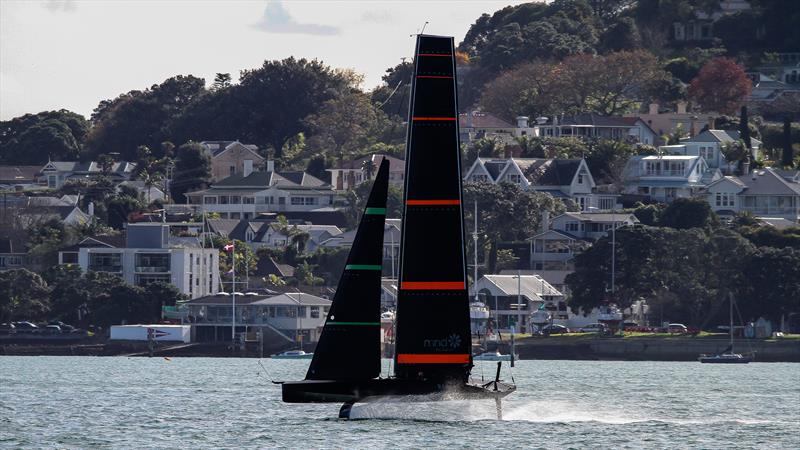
[729,292,734,351]
[394,35,472,381]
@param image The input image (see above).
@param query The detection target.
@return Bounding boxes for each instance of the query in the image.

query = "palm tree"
[361,158,377,180]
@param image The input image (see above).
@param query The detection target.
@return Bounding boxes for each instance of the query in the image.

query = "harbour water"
[1,357,798,449]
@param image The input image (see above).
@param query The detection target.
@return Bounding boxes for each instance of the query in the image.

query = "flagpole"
[231,244,236,343]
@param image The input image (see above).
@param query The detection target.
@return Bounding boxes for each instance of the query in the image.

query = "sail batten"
[305,159,390,381]
[394,35,472,381]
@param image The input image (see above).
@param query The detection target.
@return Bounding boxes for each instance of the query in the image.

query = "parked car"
[542,324,570,334]
[0,323,16,335]
[667,323,688,334]
[577,323,607,333]
[48,321,76,333]
[622,321,640,329]
[12,321,39,333]
[42,325,62,335]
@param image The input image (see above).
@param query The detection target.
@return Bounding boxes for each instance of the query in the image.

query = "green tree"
[659,198,719,229]
[303,91,380,163]
[0,269,51,322]
[0,110,89,164]
[170,142,212,202]
[739,106,752,150]
[782,118,795,167]
[743,247,800,322]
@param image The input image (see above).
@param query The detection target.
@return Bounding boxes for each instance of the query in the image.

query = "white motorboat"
[474,351,514,362]
[271,350,314,359]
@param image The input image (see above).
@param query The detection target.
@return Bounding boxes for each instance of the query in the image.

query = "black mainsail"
[305,159,389,380]
[394,35,472,381]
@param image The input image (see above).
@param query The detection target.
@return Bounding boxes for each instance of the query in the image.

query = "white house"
[61,223,220,299]
[458,111,538,144]
[464,157,618,210]
[550,211,639,241]
[206,218,344,253]
[327,154,405,191]
[704,168,800,222]
[538,114,659,145]
[39,161,136,189]
[185,170,335,219]
[473,274,564,333]
[622,155,720,203]
[660,129,762,174]
[184,291,331,343]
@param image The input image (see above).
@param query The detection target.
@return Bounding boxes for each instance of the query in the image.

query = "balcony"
[135,266,170,273]
[89,265,122,273]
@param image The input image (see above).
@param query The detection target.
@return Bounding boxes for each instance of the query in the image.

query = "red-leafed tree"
[689,57,752,118]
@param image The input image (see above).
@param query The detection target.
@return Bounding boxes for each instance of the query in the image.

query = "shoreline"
[2,336,800,361]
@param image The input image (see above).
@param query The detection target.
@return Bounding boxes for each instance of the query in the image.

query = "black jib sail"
[305,159,390,380]
[394,35,472,381]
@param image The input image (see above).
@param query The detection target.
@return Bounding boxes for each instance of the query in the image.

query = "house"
[59,223,220,299]
[206,218,344,252]
[327,154,405,191]
[464,157,618,210]
[473,274,564,333]
[200,140,265,182]
[550,211,639,241]
[671,0,751,42]
[0,165,41,190]
[38,161,136,189]
[21,204,91,226]
[630,102,715,138]
[120,180,165,202]
[0,237,39,272]
[317,218,401,277]
[704,168,800,222]
[458,111,538,144]
[622,155,720,203]
[185,169,335,219]
[538,114,659,145]
[184,291,331,343]
[660,129,762,174]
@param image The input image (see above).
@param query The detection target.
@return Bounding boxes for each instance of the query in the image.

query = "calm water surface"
[1,357,798,449]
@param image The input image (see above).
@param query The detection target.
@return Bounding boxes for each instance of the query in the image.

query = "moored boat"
[272,350,314,359]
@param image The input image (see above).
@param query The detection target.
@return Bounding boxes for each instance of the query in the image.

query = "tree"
[212,73,232,91]
[371,60,413,118]
[86,75,206,160]
[659,198,719,230]
[743,247,800,322]
[303,91,380,163]
[170,142,212,203]
[720,139,749,174]
[739,106,751,150]
[0,269,50,322]
[782,117,795,167]
[306,154,328,182]
[688,57,752,118]
[0,110,89,164]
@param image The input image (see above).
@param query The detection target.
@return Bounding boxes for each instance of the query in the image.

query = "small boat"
[474,351,514,362]
[272,350,314,359]
[699,294,753,364]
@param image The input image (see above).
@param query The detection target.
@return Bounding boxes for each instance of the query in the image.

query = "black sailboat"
[281,35,515,418]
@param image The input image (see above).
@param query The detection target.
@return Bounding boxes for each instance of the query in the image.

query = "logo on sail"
[423,333,462,350]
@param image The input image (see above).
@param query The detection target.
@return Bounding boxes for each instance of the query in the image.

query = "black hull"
[282,378,516,404]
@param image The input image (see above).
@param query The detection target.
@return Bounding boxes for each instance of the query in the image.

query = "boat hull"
[282,378,516,403]
[698,354,752,364]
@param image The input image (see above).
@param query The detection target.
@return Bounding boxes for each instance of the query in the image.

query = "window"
[219,196,229,204]
[230,212,241,220]
[243,196,255,204]
[230,166,236,176]
[203,196,217,204]
[290,197,318,206]
[310,306,320,318]
[507,174,521,183]
[565,221,580,232]
[89,253,122,272]
[700,147,714,162]
[278,197,285,205]
[472,174,488,182]
[135,274,171,286]
[48,175,58,188]
[135,253,170,272]
[61,252,78,264]
[230,196,241,204]
[715,192,734,207]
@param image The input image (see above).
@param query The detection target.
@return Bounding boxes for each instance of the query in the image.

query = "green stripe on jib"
[326,322,380,326]
[345,264,382,271]
[365,207,386,215]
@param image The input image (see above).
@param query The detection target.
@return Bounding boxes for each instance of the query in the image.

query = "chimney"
[243,159,253,177]
[677,101,687,114]
[88,202,94,217]
[648,103,659,115]
[266,160,275,172]
[516,116,529,128]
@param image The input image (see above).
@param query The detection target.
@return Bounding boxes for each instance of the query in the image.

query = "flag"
[223,243,234,252]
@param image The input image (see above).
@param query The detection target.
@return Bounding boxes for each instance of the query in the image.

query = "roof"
[459,111,515,129]
[184,291,331,307]
[757,217,799,230]
[477,274,563,301]
[26,196,72,207]
[211,170,329,190]
[256,256,295,278]
[556,211,639,223]
[682,130,762,147]
[733,169,800,196]
[42,161,136,175]
[475,157,584,186]
[548,113,647,128]
[0,165,41,182]
[200,141,262,158]
[330,154,405,171]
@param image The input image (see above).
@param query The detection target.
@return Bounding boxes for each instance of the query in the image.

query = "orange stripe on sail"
[397,354,471,364]
[401,281,465,290]
[412,117,456,121]
[405,199,460,206]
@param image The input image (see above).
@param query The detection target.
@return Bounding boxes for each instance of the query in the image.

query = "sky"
[0,0,528,120]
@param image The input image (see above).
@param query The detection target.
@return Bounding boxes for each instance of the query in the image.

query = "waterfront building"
[704,168,800,222]
[184,291,331,343]
[622,154,720,203]
[458,111,538,144]
[327,153,405,191]
[473,274,564,333]
[60,223,219,298]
